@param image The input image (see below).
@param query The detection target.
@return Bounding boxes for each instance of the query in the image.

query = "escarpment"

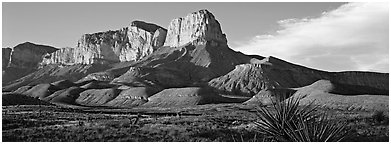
[40,21,167,65]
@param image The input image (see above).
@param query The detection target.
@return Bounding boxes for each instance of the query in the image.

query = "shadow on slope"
[142,87,246,107]
[287,79,389,111]
[295,79,389,96]
[2,93,52,106]
[3,64,111,91]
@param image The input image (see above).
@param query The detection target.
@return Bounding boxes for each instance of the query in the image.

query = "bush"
[372,110,386,124]
[254,96,349,142]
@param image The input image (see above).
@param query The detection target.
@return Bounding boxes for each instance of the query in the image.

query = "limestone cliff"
[163,9,227,47]
[41,21,167,65]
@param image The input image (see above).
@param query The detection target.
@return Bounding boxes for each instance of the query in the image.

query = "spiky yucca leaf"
[254,94,349,142]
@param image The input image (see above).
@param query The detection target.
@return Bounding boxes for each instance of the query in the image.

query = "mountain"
[111,9,257,88]
[208,56,388,96]
[3,21,167,91]
[3,9,389,109]
[2,42,57,84]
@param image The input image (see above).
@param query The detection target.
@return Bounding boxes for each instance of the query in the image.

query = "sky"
[2,2,389,73]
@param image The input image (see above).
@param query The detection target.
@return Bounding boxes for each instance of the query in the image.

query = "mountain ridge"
[2,9,388,109]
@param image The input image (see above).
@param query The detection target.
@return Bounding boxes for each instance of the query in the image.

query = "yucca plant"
[372,110,386,124]
[254,95,349,142]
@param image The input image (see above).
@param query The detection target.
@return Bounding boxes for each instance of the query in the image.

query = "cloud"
[233,2,389,73]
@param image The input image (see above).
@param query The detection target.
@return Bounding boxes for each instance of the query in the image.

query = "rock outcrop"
[164,9,227,47]
[41,21,167,65]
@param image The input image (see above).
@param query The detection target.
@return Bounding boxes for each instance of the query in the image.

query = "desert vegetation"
[2,100,388,142]
[254,96,349,142]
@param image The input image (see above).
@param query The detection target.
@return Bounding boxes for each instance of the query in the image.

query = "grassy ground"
[2,104,389,142]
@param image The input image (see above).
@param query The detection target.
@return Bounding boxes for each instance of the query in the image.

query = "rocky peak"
[163,9,227,47]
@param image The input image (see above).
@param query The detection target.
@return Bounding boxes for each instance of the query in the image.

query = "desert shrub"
[254,96,349,142]
[371,110,386,124]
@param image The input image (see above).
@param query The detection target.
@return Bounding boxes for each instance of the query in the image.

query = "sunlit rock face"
[163,9,227,47]
[41,21,167,65]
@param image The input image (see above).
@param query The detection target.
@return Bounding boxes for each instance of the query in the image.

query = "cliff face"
[40,47,75,65]
[163,9,227,47]
[40,10,227,65]
[41,21,167,65]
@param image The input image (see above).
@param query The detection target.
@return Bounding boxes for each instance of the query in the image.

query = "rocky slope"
[2,64,111,91]
[111,42,255,88]
[41,21,167,65]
